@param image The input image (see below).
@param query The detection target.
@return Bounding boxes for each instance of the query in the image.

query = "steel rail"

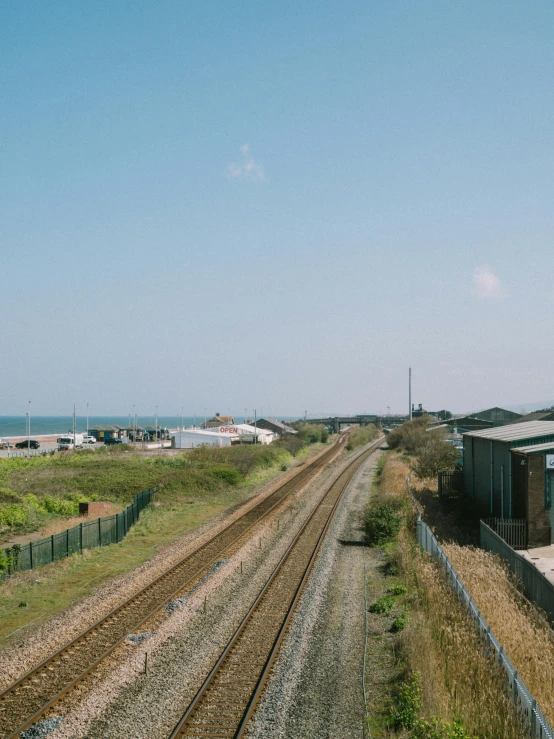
[169,436,383,739]
[0,437,345,739]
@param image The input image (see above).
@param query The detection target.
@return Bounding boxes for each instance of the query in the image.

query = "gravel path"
[246,448,384,739]
[41,444,359,739]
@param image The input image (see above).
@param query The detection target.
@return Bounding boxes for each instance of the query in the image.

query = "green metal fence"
[1,488,155,578]
[437,470,464,500]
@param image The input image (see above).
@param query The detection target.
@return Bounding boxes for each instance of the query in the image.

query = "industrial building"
[463,421,554,546]
[209,424,274,444]
[171,429,237,448]
[255,418,297,435]
[466,406,522,426]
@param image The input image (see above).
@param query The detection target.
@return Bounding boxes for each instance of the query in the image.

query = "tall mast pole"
[409,368,412,421]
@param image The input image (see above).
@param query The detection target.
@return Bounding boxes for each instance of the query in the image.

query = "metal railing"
[483,517,527,549]
[408,478,553,739]
[1,488,155,579]
[437,470,464,500]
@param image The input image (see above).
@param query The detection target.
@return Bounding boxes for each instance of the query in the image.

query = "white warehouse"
[171,429,238,448]
[212,424,274,444]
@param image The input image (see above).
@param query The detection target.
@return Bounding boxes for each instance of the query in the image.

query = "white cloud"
[471,266,503,299]
[225,144,265,182]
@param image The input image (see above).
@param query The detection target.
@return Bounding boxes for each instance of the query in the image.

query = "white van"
[58,434,85,450]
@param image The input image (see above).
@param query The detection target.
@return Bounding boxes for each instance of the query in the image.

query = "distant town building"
[468,407,522,426]
[88,425,124,441]
[515,409,554,424]
[201,413,235,429]
[255,418,297,435]
[411,404,437,419]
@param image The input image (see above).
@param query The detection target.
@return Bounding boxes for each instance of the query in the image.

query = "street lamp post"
[27,400,31,456]
[86,402,89,439]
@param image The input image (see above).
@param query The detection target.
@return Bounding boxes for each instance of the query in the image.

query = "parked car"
[104,437,122,445]
[0,438,8,449]
[83,436,97,444]
[15,440,40,449]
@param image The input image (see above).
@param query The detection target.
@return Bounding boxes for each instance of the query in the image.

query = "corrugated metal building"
[464,421,554,545]
[469,406,522,426]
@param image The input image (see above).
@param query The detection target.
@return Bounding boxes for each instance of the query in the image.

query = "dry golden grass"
[380,452,527,738]
[444,543,554,728]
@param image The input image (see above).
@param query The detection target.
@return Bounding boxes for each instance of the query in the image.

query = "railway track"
[169,436,383,739]
[0,437,346,739]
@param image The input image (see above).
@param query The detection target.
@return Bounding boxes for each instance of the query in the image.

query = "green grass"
[0,440,332,644]
[0,443,302,541]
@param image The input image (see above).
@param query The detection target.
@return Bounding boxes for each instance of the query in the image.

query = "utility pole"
[254,409,257,445]
[73,404,77,447]
[86,402,89,439]
[155,405,158,443]
[409,368,412,421]
[27,400,31,456]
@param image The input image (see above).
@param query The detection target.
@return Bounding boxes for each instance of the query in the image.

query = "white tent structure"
[212,424,274,444]
[171,429,239,449]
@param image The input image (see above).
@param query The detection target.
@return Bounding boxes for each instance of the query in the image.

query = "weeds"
[369,595,395,614]
[377,452,527,739]
[387,584,407,595]
[391,672,422,729]
[364,503,401,545]
[390,613,407,632]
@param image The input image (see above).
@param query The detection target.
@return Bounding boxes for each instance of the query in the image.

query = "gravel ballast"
[0,447,336,691]
[43,444,358,739]
[246,448,383,739]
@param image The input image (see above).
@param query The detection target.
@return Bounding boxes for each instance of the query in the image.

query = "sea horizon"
[0,415,299,438]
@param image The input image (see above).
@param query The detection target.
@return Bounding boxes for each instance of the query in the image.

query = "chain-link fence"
[409,478,553,739]
[1,488,155,578]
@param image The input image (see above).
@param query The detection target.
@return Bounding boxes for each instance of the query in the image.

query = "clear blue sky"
[2,1,554,416]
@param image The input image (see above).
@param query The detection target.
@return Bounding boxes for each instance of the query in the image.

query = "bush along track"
[362,451,527,738]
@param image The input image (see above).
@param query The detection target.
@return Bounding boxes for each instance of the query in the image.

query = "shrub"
[412,437,459,479]
[369,595,395,614]
[206,466,241,486]
[391,672,422,729]
[387,584,407,595]
[412,718,476,739]
[391,614,407,632]
[0,549,9,573]
[347,425,378,450]
[364,503,401,545]
[0,504,29,528]
[386,417,430,454]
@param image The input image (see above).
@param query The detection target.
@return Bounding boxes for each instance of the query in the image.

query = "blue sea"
[0,415,296,437]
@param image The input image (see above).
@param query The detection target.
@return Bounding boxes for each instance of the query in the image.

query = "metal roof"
[464,421,554,441]
[512,441,554,454]
[515,410,554,424]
